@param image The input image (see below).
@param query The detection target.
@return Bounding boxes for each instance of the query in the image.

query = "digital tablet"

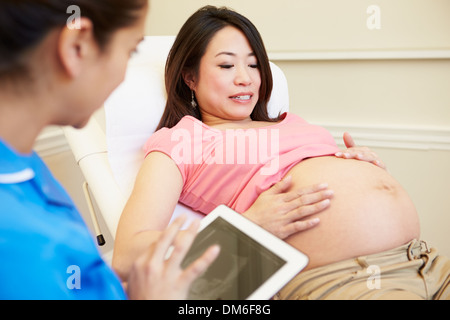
[180,205,309,300]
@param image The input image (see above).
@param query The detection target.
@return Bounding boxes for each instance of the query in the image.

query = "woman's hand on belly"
[335,132,387,170]
[242,175,334,240]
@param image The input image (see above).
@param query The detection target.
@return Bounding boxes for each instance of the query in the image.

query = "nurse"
[0,0,331,299]
[0,0,222,300]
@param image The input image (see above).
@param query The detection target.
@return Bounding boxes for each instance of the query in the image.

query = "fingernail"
[211,245,221,255]
[310,218,320,225]
[335,152,342,157]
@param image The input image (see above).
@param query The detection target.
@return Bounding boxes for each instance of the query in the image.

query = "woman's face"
[191,26,261,125]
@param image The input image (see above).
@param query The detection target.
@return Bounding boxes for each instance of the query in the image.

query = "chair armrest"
[63,117,126,238]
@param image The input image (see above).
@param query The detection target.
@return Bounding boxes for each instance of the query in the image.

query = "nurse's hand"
[127,215,220,300]
[243,176,333,240]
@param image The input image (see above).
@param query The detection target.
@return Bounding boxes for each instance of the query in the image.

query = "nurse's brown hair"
[0,0,147,81]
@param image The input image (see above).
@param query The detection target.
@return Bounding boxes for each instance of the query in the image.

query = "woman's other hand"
[243,176,333,240]
[126,215,220,300]
[335,132,387,170]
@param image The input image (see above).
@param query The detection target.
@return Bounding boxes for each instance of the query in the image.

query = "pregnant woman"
[114,6,449,299]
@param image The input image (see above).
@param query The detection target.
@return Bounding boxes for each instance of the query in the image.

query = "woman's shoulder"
[143,116,198,151]
[150,116,192,135]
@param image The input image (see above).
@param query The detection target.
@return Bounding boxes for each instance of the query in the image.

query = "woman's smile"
[229,93,254,104]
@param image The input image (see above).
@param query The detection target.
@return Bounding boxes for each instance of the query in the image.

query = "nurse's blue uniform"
[0,139,127,299]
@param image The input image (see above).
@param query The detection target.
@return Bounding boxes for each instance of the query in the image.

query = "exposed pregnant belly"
[284,156,420,271]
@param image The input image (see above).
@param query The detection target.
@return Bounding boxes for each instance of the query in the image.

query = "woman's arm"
[113,151,184,280]
[113,152,335,277]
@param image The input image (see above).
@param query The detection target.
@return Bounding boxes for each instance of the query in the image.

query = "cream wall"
[39,0,450,258]
[146,0,450,51]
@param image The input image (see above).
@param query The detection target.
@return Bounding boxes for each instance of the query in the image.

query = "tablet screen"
[181,217,286,300]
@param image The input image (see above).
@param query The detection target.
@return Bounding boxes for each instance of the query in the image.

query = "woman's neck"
[200,112,253,129]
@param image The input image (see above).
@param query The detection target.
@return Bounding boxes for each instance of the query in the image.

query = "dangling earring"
[191,90,197,109]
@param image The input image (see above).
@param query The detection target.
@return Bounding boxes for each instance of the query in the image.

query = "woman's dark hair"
[0,0,147,80]
[157,6,278,130]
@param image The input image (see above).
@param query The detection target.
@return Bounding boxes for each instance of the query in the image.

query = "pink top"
[144,113,340,214]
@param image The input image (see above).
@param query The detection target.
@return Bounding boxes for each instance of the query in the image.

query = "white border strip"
[268,50,450,61]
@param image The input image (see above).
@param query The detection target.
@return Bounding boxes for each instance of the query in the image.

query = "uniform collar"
[0,138,73,208]
[0,139,35,184]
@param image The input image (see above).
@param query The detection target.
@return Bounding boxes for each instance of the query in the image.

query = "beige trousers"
[275,240,450,300]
